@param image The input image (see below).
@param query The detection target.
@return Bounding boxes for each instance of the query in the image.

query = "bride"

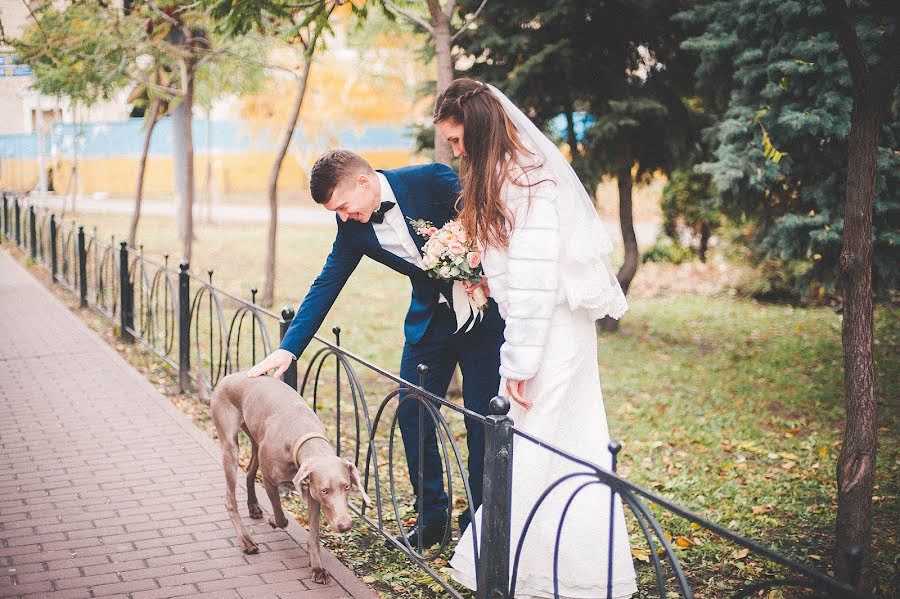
[435,78,638,598]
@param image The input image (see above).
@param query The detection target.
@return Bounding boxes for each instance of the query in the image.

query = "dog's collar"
[292,432,330,468]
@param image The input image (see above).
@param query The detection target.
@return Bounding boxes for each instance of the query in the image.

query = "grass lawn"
[13,208,898,598]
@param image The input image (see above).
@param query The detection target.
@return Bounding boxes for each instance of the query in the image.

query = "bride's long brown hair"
[434,78,543,248]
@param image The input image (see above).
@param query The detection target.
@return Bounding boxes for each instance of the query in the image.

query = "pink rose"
[427,227,439,236]
[417,227,432,237]
[467,251,481,268]
[437,230,456,245]
[449,242,466,255]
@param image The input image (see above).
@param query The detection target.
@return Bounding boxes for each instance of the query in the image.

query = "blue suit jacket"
[279,163,463,357]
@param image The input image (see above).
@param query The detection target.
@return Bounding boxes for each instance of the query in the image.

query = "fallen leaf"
[732,548,750,560]
[674,535,694,548]
[631,547,651,563]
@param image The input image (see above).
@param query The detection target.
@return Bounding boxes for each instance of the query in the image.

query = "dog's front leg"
[307,497,329,584]
[262,476,290,529]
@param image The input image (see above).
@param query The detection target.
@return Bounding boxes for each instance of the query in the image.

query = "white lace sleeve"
[499,184,560,381]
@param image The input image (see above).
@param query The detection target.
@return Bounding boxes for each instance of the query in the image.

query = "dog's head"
[292,455,372,533]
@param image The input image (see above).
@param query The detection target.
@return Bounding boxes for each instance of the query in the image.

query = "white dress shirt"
[373,172,448,303]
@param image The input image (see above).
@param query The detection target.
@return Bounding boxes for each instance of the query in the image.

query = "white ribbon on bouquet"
[451,280,486,333]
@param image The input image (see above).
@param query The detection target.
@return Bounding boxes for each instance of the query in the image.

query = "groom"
[247,150,504,548]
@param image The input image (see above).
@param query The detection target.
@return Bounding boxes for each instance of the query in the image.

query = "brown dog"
[211,372,371,584]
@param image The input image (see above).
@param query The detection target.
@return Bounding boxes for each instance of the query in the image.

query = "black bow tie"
[369,200,395,224]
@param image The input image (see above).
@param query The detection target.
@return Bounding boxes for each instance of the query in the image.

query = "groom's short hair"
[310,150,374,204]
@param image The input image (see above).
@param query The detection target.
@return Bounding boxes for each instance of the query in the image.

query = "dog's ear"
[292,463,313,499]
[342,459,373,508]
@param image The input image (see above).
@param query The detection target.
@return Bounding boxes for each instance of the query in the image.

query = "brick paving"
[0,249,378,599]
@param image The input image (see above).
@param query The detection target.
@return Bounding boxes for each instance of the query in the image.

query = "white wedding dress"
[449,165,638,598]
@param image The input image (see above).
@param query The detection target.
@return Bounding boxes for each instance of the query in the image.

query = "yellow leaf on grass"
[674,535,694,548]
[631,547,651,563]
[751,505,773,515]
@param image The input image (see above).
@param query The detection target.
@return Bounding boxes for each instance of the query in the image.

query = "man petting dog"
[248,150,504,549]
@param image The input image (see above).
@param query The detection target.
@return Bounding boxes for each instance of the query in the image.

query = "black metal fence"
[1,192,870,599]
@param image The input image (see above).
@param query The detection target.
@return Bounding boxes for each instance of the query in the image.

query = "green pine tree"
[677,0,899,298]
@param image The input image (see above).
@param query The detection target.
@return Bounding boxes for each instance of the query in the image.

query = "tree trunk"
[128,98,160,248]
[833,89,886,592]
[820,2,898,588]
[698,222,710,263]
[204,107,213,224]
[429,0,454,166]
[564,101,578,157]
[599,145,638,333]
[71,107,80,214]
[174,67,196,263]
[262,57,313,309]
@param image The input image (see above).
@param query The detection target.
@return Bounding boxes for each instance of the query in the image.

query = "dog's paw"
[240,538,259,554]
[248,504,263,519]
[311,567,330,585]
[268,515,288,529]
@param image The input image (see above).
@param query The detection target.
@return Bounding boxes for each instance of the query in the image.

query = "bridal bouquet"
[409,218,488,331]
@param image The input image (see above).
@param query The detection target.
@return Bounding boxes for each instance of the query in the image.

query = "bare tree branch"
[451,0,488,43]
[20,0,47,42]
[425,0,444,25]
[194,40,305,81]
[384,0,434,35]
[444,0,457,20]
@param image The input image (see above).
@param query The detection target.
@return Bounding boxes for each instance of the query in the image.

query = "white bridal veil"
[486,83,629,321]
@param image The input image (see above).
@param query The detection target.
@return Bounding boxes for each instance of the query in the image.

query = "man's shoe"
[386,520,448,551]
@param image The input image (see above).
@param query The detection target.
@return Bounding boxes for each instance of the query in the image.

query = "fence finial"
[608,441,622,473]
[489,395,510,416]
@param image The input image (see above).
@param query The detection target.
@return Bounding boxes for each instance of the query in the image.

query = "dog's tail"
[194,368,213,405]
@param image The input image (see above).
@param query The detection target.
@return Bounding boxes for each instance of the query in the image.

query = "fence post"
[15,199,21,246]
[0,193,5,243]
[119,242,135,343]
[49,215,58,282]
[477,396,514,599]
[77,226,87,308]
[279,307,298,391]
[178,261,191,392]
[29,205,37,260]
[846,546,863,597]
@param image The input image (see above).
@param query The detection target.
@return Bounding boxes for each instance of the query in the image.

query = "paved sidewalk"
[0,249,377,599]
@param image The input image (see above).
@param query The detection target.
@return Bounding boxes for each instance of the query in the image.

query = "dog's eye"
[345,484,351,491]
[321,488,328,495]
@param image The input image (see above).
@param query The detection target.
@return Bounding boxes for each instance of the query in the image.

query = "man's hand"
[247,349,295,379]
[506,378,531,410]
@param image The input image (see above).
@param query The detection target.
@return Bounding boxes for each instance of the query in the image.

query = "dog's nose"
[336,519,352,533]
